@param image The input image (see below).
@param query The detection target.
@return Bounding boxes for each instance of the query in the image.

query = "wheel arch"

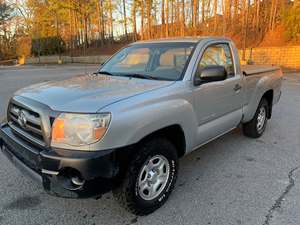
[137,124,186,158]
[243,88,274,123]
[262,89,274,119]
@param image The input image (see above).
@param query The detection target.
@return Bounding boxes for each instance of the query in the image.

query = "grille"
[8,103,45,147]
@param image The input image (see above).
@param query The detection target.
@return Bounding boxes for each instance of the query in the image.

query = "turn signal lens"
[52,118,65,141]
[94,127,107,140]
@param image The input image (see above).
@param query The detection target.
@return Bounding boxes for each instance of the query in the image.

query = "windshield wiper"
[124,73,160,80]
[93,71,114,76]
[94,72,161,80]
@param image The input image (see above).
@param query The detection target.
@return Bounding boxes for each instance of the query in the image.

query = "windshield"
[99,42,196,81]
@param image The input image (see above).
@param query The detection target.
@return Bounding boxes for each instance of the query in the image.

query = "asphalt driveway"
[0,65,299,225]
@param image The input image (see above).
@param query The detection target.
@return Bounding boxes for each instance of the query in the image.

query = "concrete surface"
[0,65,299,225]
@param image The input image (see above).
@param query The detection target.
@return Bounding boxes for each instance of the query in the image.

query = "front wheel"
[243,98,269,138]
[113,138,178,215]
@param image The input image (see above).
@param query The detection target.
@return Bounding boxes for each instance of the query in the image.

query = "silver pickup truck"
[0,37,282,215]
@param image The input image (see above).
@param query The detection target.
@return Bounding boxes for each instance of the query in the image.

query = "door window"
[198,43,235,77]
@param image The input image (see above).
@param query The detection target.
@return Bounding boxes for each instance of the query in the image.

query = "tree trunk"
[214,0,218,33]
[271,0,278,31]
[74,11,79,48]
[166,0,169,37]
[193,0,198,35]
[69,1,73,55]
[256,0,260,33]
[161,0,165,37]
[96,0,102,46]
[108,0,114,42]
[269,0,275,31]
[141,0,145,39]
[233,0,238,25]
[225,0,232,32]
[222,0,225,34]
[181,0,185,36]
[84,15,88,49]
[100,0,105,44]
[132,0,137,41]
[268,0,279,31]
[146,0,152,39]
[153,1,157,34]
[202,0,205,23]
[242,0,250,60]
[207,0,211,31]
[176,0,180,35]
[122,0,128,40]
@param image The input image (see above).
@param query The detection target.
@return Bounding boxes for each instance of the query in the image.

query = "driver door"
[193,42,243,147]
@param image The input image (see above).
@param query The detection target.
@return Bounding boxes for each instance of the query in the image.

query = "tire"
[243,98,269,138]
[113,138,178,215]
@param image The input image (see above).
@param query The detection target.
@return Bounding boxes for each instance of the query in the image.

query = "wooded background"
[0,0,299,61]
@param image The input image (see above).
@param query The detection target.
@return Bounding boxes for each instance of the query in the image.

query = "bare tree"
[213,0,218,33]
[201,0,205,23]
[161,0,165,37]
[108,0,114,42]
[192,0,198,35]
[122,0,128,40]
[146,0,152,39]
[180,0,185,36]
[141,0,145,39]
[166,0,169,37]
[132,0,137,41]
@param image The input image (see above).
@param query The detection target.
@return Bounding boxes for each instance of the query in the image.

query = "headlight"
[51,113,111,147]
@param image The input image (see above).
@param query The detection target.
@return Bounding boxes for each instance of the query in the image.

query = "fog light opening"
[58,168,86,191]
[71,176,85,186]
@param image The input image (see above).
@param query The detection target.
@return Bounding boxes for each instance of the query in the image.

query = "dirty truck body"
[0,37,282,215]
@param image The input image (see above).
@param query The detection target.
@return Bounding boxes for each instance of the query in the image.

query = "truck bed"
[241,65,281,76]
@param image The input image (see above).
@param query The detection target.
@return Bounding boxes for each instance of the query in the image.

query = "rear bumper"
[0,123,121,198]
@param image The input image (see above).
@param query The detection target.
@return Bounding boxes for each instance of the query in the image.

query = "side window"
[198,43,235,77]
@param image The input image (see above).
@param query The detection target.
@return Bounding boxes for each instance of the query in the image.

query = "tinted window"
[198,43,235,77]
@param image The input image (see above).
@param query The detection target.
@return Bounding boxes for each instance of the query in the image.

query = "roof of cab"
[130,36,232,45]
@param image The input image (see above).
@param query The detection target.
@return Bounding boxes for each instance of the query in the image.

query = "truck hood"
[15,74,173,112]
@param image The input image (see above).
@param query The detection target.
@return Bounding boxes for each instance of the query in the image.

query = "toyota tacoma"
[0,37,282,215]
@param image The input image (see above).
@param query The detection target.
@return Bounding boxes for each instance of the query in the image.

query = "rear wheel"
[113,138,178,215]
[243,98,269,138]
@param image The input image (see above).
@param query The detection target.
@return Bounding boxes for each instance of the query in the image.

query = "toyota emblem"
[17,110,27,128]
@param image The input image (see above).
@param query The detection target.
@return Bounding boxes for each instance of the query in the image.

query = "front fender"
[95,97,197,152]
[126,99,197,151]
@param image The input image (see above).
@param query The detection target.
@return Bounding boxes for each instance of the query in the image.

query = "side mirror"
[194,65,227,86]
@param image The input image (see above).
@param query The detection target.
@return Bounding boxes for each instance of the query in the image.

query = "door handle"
[234,84,242,92]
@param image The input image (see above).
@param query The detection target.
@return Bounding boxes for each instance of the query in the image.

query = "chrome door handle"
[234,84,242,92]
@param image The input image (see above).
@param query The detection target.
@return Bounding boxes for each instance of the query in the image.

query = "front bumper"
[0,123,120,198]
